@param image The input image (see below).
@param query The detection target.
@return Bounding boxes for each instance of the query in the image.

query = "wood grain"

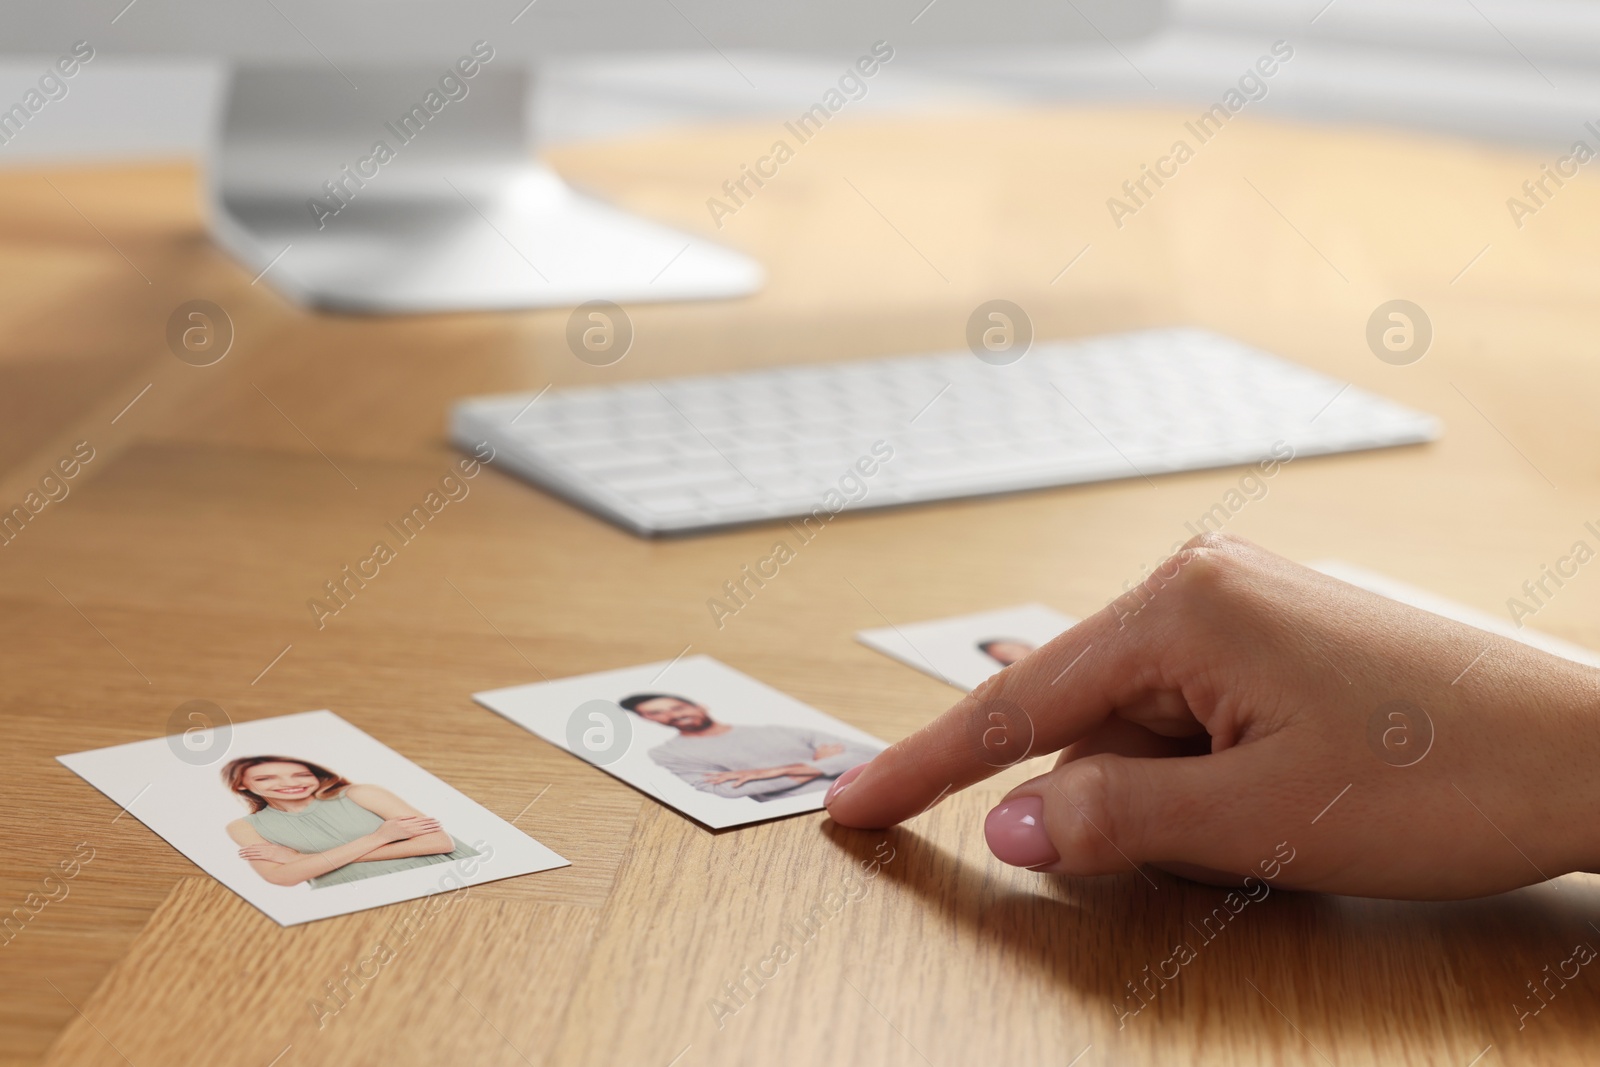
[4,106,1600,1065]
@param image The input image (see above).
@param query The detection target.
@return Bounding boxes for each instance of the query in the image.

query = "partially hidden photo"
[856,602,1079,691]
[58,709,568,926]
[473,655,885,830]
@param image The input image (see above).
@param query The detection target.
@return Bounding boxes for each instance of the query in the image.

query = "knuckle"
[1178,530,1248,555]
[1165,533,1253,606]
[1056,756,1129,864]
[1115,534,1259,632]
[969,668,1008,706]
[952,675,1036,769]
[967,666,1024,718]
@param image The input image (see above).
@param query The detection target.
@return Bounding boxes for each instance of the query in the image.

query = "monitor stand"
[208,65,763,314]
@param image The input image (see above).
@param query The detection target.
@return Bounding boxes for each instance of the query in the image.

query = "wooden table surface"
[5,106,1600,1067]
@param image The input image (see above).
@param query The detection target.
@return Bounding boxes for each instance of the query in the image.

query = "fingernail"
[984,796,1058,869]
[825,763,867,808]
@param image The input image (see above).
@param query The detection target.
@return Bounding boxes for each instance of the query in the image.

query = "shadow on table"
[821,817,1600,1060]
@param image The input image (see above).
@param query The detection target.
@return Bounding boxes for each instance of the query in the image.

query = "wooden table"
[5,106,1600,1066]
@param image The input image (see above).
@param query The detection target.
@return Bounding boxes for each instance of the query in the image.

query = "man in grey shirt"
[619,692,879,801]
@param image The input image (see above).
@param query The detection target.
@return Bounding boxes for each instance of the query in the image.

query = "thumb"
[983,748,1265,878]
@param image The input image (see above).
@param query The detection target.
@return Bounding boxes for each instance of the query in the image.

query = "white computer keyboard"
[450,328,1440,535]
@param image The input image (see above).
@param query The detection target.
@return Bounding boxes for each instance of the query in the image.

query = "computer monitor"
[6,1,1166,313]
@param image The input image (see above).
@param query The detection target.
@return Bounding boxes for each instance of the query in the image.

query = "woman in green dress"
[223,755,478,889]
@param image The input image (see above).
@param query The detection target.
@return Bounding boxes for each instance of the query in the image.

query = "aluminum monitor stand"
[208,65,763,313]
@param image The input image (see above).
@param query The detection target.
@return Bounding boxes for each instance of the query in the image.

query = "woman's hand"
[375,815,442,843]
[238,842,302,864]
[825,534,1600,900]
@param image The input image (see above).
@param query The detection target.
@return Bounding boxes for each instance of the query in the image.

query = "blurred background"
[7,0,1600,167]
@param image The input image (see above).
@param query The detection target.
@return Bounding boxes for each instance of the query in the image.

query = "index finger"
[825,596,1165,829]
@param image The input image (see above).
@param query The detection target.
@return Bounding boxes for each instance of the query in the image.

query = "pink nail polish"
[985,796,1058,869]
[825,763,867,807]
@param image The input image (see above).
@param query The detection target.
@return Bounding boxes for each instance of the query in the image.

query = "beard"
[673,711,715,733]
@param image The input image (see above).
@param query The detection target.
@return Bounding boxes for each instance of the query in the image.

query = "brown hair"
[222,756,351,813]
[619,693,698,713]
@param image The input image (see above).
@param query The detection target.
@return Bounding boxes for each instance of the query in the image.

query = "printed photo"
[856,603,1079,691]
[474,655,886,829]
[58,710,568,926]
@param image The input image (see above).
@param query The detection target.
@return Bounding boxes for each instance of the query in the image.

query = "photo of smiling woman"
[222,756,479,890]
